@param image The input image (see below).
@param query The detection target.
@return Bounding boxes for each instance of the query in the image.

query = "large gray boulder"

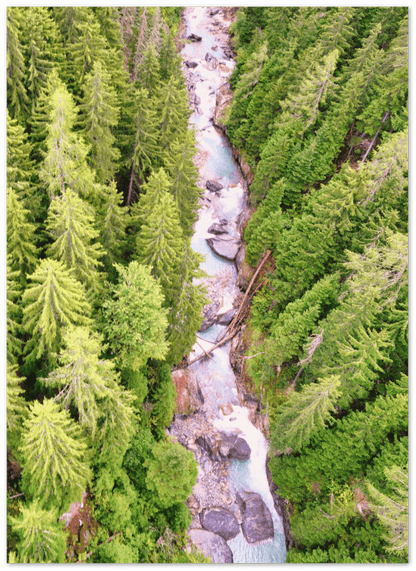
[208,222,228,235]
[185,61,198,68]
[187,33,202,42]
[206,237,241,261]
[217,308,237,326]
[236,491,274,544]
[206,180,224,193]
[200,507,240,541]
[205,52,218,70]
[228,437,251,461]
[189,529,233,563]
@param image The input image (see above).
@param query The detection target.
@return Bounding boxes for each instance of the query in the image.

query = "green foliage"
[10,500,67,563]
[145,440,198,509]
[22,259,91,369]
[20,399,91,510]
[101,261,169,372]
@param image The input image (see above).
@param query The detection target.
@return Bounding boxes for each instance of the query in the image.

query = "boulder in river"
[188,529,233,563]
[187,33,202,42]
[236,490,274,544]
[205,52,218,70]
[228,437,251,461]
[217,307,237,326]
[200,507,240,541]
[208,222,228,235]
[185,60,198,68]
[206,180,223,193]
[206,237,241,262]
[210,8,220,16]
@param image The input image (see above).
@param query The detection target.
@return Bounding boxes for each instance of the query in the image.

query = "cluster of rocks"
[169,408,276,563]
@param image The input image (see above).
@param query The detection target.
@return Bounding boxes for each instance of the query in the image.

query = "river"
[177,7,287,564]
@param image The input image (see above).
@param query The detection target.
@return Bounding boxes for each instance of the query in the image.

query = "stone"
[187,33,202,42]
[205,52,218,70]
[185,61,198,68]
[208,222,228,235]
[218,433,238,458]
[189,529,233,563]
[171,369,204,414]
[196,434,218,459]
[210,8,220,16]
[206,237,241,262]
[217,308,237,326]
[200,507,240,541]
[235,242,246,274]
[236,491,274,544]
[228,438,251,461]
[206,180,223,193]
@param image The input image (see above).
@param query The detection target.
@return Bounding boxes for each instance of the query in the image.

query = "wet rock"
[185,60,198,68]
[236,491,274,544]
[205,52,218,70]
[210,8,220,16]
[223,48,234,59]
[171,369,204,414]
[200,303,219,332]
[208,222,228,235]
[196,434,218,459]
[187,33,202,42]
[228,437,251,461]
[218,433,238,457]
[189,529,233,563]
[206,237,241,262]
[200,507,240,541]
[217,308,237,326]
[235,243,246,274]
[206,180,223,193]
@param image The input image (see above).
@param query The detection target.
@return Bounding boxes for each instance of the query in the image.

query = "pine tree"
[20,398,91,510]
[130,167,171,228]
[94,7,122,50]
[162,129,201,237]
[22,259,91,369]
[10,500,67,563]
[7,362,28,450]
[157,74,190,157]
[7,8,29,122]
[125,88,161,205]
[97,181,129,274]
[42,325,137,466]
[79,60,121,184]
[135,191,184,299]
[39,83,96,201]
[7,110,36,211]
[46,189,104,294]
[7,259,22,364]
[367,466,408,556]
[7,187,39,287]
[101,261,169,372]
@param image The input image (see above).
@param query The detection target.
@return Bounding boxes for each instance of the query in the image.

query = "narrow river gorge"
[168,7,287,564]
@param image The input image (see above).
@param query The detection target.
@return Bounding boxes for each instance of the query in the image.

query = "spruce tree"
[7,259,22,364]
[157,74,190,157]
[7,362,28,451]
[163,129,201,237]
[7,111,36,211]
[39,83,96,201]
[42,325,137,466]
[79,60,121,184]
[22,259,91,369]
[10,500,67,563]
[46,189,104,294]
[7,187,39,287]
[7,8,29,122]
[20,398,91,510]
[101,261,169,373]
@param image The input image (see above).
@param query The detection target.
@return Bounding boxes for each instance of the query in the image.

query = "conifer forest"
[6,6,408,564]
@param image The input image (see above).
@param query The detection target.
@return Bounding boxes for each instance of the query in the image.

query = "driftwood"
[185,250,272,367]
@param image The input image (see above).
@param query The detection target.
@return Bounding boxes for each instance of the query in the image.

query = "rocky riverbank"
[173,7,291,562]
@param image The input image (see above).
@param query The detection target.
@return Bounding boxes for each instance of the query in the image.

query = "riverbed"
[172,7,287,564]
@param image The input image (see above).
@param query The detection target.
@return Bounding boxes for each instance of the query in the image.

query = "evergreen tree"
[136,190,184,300]
[145,440,198,508]
[7,187,39,287]
[22,259,91,369]
[7,362,28,450]
[7,259,22,364]
[10,500,67,563]
[367,466,408,556]
[20,398,91,510]
[101,261,169,373]
[7,111,36,211]
[157,74,190,157]
[39,83,96,201]
[79,60,121,184]
[163,129,201,237]
[7,8,29,122]
[271,375,342,454]
[125,89,160,205]
[46,189,104,294]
